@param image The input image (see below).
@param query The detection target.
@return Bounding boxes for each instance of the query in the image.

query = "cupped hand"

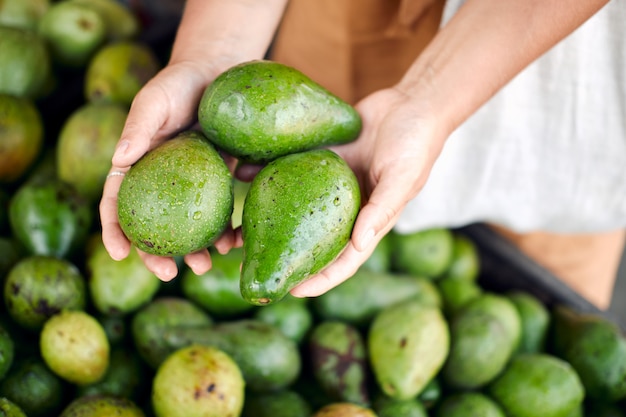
[290,87,448,297]
[99,61,239,281]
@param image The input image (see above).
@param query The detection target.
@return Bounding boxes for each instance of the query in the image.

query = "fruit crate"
[457,224,621,325]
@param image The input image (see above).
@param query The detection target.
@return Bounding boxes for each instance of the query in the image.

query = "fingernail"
[360,229,375,250]
[113,140,129,159]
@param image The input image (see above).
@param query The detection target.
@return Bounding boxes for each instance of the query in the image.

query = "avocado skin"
[198,60,362,164]
[117,130,234,257]
[240,149,360,306]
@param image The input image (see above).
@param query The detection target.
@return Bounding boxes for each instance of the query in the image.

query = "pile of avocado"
[1,1,626,416]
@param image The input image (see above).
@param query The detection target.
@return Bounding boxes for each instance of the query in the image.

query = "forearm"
[169,0,289,78]
[399,0,610,137]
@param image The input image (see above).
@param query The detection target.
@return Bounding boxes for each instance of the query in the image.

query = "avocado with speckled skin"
[117,130,234,257]
[198,60,362,164]
[240,149,360,306]
[60,395,145,417]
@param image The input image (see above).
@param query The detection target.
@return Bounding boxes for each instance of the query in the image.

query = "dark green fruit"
[152,345,244,417]
[488,353,585,417]
[0,26,50,98]
[508,291,550,354]
[435,392,505,417]
[85,40,160,106]
[0,323,15,380]
[309,320,369,405]
[8,178,93,259]
[0,358,65,417]
[241,149,360,305]
[87,237,161,316]
[118,130,234,256]
[76,347,144,399]
[0,94,43,184]
[242,390,313,417]
[181,247,254,318]
[131,297,213,369]
[312,268,441,328]
[56,102,128,202]
[253,295,313,344]
[198,60,362,164]
[373,394,428,417]
[4,256,86,331]
[552,305,626,402]
[163,319,301,392]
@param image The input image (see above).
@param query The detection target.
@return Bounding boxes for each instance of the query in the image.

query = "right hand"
[99,61,239,281]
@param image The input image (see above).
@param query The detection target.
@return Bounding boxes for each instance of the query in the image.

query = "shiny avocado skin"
[198,60,362,164]
[117,130,233,257]
[240,149,361,306]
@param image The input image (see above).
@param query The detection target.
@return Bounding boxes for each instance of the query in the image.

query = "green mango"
[552,305,626,402]
[240,149,360,305]
[437,275,482,317]
[254,295,314,344]
[117,130,234,257]
[8,178,93,259]
[0,358,66,417]
[0,322,14,380]
[181,247,254,318]
[443,233,481,282]
[56,102,128,202]
[87,237,161,316]
[4,256,86,331]
[390,228,454,279]
[488,353,585,417]
[361,233,392,273]
[162,319,301,393]
[0,0,49,31]
[131,297,213,369]
[0,26,51,99]
[76,347,145,400]
[68,0,139,41]
[508,290,550,354]
[441,293,521,390]
[0,94,44,185]
[242,390,313,417]
[60,395,145,417]
[85,41,160,106]
[152,345,244,417]
[368,299,449,400]
[198,60,361,164]
[38,1,107,68]
[434,392,505,417]
[0,397,27,417]
[312,268,441,328]
[40,310,110,386]
[312,403,377,417]
[373,394,428,417]
[309,320,369,406]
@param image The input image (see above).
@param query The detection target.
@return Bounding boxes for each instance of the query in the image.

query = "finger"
[111,86,172,167]
[136,249,179,282]
[289,238,378,298]
[100,168,131,260]
[214,226,236,254]
[184,249,212,275]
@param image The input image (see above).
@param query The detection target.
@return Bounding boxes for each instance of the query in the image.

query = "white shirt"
[395,0,626,234]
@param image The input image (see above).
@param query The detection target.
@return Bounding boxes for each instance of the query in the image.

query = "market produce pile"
[1,1,626,416]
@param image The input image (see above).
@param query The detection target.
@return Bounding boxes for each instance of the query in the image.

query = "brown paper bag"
[270,0,445,104]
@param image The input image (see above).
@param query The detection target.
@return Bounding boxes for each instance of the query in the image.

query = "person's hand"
[100,61,239,281]
[289,87,448,297]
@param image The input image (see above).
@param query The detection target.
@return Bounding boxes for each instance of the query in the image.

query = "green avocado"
[117,130,234,257]
[434,392,505,417]
[242,390,313,417]
[60,395,145,417]
[198,60,362,164]
[240,149,360,305]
